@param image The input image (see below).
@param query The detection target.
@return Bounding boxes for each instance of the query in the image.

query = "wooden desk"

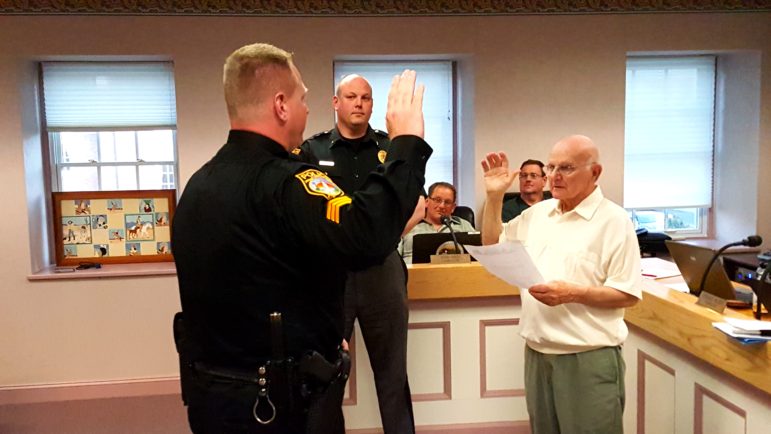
[626,279,771,395]
[407,262,518,300]
[340,263,771,432]
[406,263,771,395]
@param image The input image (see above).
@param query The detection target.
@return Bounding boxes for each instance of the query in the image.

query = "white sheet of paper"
[723,317,771,332]
[465,241,545,289]
[640,257,682,279]
[712,322,771,341]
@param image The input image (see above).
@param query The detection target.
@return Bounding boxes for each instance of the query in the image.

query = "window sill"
[27,262,176,281]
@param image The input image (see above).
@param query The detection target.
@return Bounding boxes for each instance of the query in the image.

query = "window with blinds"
[333,61,455,188]
[41,62,178,192]
[624,56,716,234]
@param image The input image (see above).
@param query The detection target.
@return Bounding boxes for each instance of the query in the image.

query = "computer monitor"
[665,240,737,301]
[411,232,482,264]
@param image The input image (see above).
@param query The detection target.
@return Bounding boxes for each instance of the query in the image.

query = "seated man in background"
[399,181,475,263]
[501,159,550,222]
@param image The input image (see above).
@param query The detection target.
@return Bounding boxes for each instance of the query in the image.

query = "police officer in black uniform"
[172,43,430,434]
[299,74,416,434]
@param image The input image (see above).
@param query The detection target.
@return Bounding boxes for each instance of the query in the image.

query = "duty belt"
[192,351,348,385]
[190,311,351,426]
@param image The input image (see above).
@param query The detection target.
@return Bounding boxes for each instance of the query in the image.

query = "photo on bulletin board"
[52,190,176,266]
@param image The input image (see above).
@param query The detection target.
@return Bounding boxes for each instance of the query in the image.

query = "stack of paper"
[712,317,771,344]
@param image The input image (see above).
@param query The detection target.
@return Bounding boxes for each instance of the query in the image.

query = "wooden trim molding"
[694,383,747,434]
[1,0,767,16]
[479,318,525,398]
[408,321,452,401]
[348,420,531,434]
[0,377,180,405]
[636,350,676,434]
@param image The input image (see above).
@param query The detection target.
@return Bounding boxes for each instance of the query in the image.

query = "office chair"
[452,205,475,228]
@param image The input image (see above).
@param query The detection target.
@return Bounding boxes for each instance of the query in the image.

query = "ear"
[332,95,340,111]
[592,163,603,181]
[274,92,289,123]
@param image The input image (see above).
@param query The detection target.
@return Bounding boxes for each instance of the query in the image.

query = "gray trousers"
[344,251,415,434]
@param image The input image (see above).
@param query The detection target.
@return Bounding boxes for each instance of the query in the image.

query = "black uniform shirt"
[173,130,431,366]
[300,125,390,193]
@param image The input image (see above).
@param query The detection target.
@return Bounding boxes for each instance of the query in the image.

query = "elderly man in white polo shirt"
[480,134,641,434]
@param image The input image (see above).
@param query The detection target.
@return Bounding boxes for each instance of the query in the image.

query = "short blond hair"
[223,43,296,121]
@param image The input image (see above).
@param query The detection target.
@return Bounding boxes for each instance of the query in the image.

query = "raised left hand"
[386,70,425,139]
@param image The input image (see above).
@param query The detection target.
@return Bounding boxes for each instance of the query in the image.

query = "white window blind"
[334,61,454,187]
[42,62,177,130]
[624,56,715,209]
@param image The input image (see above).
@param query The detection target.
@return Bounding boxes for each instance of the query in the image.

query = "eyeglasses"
[428,197,455,207]
[518,172,544,180]
[544,162,594,176]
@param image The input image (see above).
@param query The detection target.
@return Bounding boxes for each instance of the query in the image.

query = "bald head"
[552,135,600,166]
[335,74,372,97]
[334,74,374,138]
[547,134,603,212]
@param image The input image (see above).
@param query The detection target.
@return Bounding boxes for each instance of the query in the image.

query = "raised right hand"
[481,152,518,197]
[386,70,425,139]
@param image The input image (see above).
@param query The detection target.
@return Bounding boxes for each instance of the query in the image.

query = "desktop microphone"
[440,215,462,255]
[698,235,763,296]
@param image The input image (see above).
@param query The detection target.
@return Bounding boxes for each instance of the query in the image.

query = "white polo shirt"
[499,187,641,354]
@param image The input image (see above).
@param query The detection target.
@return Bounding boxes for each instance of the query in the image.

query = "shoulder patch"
[295,169,351,224]
[295,169,345,200]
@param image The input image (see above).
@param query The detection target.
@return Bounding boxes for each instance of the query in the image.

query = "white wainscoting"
[343,297,530,433]
[623,327,771,434]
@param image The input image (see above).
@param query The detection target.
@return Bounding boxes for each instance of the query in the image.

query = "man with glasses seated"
[501,159,551,222]
[481,135,640,434]
[399,181,475,264]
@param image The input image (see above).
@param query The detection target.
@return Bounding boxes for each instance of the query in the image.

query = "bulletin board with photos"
[52,190,176,266]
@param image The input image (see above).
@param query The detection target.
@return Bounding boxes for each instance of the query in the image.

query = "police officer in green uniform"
[172,44,430,434]
[299,74,416,434]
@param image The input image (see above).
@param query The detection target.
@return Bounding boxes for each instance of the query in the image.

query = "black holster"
[172,311,194,405]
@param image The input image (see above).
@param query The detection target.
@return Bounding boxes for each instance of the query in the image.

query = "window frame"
[624,55,717,237]
[40,61,179,194]
[49,128,178,192]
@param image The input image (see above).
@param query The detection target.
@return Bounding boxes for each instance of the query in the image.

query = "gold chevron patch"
[326,196,352,224]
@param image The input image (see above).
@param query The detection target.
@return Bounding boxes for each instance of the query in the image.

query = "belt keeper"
[252,365,276,425]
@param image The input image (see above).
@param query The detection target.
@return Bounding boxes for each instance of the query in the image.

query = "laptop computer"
[665,240,739,301]
[411,232,482,264]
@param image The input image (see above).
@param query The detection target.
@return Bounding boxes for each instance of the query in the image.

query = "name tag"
[319,160,335,167]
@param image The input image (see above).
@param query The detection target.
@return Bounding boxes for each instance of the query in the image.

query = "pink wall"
[0,9,768,408]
